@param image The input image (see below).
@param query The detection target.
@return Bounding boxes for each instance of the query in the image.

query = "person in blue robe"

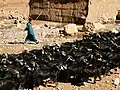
[24,18,39,44]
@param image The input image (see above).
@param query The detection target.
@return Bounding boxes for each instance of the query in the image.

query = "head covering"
[28,17,32,22]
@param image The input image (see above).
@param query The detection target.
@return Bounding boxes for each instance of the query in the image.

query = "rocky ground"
[0,19,120,90]
[0,19,84,54]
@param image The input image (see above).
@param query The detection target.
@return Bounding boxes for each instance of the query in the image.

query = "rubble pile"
[0,31,120,89]
[82,22,105,33]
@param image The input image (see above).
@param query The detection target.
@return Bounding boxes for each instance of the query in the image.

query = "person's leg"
[24,37,30,43]
[25,34,34,43]
[25,34,39,44]
[31,34,39,44]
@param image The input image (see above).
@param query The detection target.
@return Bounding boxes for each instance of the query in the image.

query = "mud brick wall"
[86,0,120,23]
[29,0,88,24]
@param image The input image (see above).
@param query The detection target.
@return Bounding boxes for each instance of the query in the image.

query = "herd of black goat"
[0,31,120,90]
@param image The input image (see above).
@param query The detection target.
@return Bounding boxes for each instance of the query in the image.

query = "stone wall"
[86,0,120,23]
[29,0,88,24]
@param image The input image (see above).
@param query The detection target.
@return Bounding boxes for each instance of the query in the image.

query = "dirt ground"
[0,19,120,90]
[0,20,84,54]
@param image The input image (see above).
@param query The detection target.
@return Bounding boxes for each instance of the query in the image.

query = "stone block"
[64,24,78,35]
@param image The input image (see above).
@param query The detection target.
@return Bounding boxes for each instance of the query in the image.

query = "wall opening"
[29,0,89,24]
[116,10,120,20]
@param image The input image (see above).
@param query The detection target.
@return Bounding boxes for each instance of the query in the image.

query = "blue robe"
[25,22,37,42]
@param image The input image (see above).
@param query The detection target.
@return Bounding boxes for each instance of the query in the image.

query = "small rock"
[17,23,22,28]
[83,82,89,86]
[14,20,18,24]
[9,15,14,19]
[80,86,84,88]
[113,78,120,86]
[110,69,114,74]
[101,75,104,78]
[110,68,119,74]
[56,86,63,90]
[0,31,2,35]
[105,80,109,84]
[46,83,57,87]
[44,24,48,27]
[39,85,44,90]
[110,28,118,33]
[75,88,79,90]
